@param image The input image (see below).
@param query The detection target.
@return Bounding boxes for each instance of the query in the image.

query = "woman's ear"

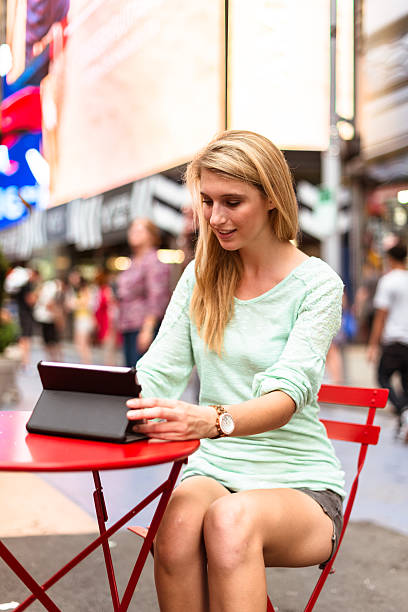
[267,198,276,211]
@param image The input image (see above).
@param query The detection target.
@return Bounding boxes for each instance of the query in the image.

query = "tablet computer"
[26,361,145,443]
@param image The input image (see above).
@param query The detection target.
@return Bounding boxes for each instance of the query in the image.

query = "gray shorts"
[296,488,344,569]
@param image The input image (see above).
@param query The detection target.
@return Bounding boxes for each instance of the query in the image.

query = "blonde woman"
[127,131,345,612]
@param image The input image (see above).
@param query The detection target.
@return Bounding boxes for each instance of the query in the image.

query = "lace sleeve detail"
[300,271,344,358]
[252,266,344,412]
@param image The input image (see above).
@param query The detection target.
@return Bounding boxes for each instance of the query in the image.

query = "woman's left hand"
[126,397,217,440]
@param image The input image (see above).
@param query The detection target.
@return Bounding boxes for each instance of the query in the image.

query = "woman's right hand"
[126,397,217,440]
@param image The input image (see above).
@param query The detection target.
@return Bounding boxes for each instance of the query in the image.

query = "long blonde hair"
[185,130,299,354]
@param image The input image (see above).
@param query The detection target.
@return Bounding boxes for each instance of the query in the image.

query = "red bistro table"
[0,411,199,611]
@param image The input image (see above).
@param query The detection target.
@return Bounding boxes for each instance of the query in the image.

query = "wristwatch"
[210,405,235,438]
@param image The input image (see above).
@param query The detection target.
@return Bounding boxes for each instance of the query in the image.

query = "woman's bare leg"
[74,331,92,364]
[204,488,334,612]
[154,476,230,612]
[19,337,31,367]
[103,331,117,366]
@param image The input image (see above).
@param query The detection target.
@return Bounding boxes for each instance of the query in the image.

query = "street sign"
[297,180,351,240]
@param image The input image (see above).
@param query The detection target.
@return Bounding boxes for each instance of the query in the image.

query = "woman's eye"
[227,201,240,207]
[202,199,212,206]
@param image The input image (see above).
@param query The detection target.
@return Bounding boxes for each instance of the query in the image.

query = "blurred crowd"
[3,218,173,369]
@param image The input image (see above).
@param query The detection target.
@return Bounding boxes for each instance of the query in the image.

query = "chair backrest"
[318,384,388,444]
[267,383,389,612]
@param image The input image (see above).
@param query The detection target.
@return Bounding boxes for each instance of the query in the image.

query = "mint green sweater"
[137,257,345,497]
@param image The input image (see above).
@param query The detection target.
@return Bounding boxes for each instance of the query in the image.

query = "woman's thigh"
[207,488,334,569]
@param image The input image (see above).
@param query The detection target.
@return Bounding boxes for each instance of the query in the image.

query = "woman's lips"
[215,229,236,239]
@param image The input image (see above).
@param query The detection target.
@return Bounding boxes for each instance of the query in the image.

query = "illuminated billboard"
[227,0,330,150]
[0,133,47,230]
[43,0,225,207]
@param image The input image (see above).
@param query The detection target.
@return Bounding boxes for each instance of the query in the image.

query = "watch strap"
[210,404,226,438]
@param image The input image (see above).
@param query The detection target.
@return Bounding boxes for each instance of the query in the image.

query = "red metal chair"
[129,384,389,611]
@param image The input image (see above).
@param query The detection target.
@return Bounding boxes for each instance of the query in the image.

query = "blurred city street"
[1,2,408,609]
[0,339,407,610]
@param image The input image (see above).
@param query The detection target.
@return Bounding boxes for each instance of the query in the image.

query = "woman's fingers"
[126,406,183,421]
[126,397,180,410]
[126,397,188,421]
[133,419,187,435]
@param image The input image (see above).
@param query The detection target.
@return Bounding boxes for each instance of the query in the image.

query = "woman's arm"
[126,390,295,440]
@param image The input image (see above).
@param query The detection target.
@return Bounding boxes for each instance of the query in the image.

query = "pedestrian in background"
[53,276,69,340]
[354,262,380,343]
[33,276,63,362]
[94,269,118,365]
[126,130,345,611]
[367,241,408,440]
[116,218,170,368]
[65,269,81,340]
[6,267,40,368]
[66,273,96,364]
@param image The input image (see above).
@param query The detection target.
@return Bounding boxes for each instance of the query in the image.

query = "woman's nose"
[210,203,226,226]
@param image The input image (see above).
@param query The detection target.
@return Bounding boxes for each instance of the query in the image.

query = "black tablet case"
[26,361,145,443]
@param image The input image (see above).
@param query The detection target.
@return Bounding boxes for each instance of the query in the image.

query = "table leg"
[119,460,183,611]
[1,459,185,610]
[0,541,61,611]
[15,475,170,609]
[92,470,120,611]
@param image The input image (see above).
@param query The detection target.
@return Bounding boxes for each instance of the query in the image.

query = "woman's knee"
[154,492,205,572]
[203,496,260,571]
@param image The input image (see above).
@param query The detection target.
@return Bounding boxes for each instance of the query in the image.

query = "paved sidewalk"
[343,343,377,388]
[0,472,98,538]
[0,522,407,611]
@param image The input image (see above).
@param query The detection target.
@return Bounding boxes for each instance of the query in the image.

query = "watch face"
[220,412,235,435]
